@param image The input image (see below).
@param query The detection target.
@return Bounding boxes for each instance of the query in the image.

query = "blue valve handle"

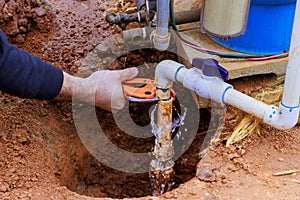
[192,58,229,81]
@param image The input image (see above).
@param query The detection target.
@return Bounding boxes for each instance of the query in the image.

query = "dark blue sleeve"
[0,30,63,100]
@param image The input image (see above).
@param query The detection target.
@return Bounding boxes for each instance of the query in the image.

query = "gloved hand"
[84,68,139,112]
[56,67,139,113]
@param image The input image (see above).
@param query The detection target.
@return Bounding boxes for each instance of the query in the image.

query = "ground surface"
[0,0,299,199]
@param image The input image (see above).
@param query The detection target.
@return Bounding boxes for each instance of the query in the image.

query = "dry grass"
[226,76,285,146]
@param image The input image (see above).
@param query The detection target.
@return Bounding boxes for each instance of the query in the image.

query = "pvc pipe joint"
[152,30,171,51]
[182,68,232,104]
[263,103,299,130]
[155,60,187,89]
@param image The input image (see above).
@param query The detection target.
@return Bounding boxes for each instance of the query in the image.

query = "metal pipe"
[105,10,147,24]
[121,8,201,45]
[135,0,146,10]
[174,8,201,25]
[154,89,174,162]
[149,60,186,196]
[146,0,157,18]
[156,0,169,37]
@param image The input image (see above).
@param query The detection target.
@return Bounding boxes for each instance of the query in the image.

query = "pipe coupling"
[152,30,171,51]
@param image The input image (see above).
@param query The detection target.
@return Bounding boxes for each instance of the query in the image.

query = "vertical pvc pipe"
[281,0,300,108]
[153,0,171,50]
[156,0,170,37]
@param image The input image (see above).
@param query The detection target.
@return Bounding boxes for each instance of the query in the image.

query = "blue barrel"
[213,0,296,55]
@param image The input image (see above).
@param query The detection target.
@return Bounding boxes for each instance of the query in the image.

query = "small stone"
[18,18,28,27]
[278,157,284,162]
[19,26,27,33]
[0,182,9,192]
[17,134,28,145]
[164,192,175,199]
[228,153,240,160]
[102,23,108,30]
[95,43,111,55]
[31,177,38,182]
[9,168,16,173]
[239,149,246,156]
[13,34,26,43]
[196,164,216,182]
[99,5,106,11]
[113,25,122,33]
[33,7,47,17]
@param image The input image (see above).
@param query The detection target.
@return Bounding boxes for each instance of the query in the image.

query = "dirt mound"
[0,0,52,42]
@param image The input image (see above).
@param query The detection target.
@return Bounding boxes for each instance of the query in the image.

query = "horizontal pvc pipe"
[224,89,272,119]
[155,59,299,130]
[182,68,299,130]
[223,88,299,130]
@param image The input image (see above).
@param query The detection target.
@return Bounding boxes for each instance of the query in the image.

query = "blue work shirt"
[0,30,63,100]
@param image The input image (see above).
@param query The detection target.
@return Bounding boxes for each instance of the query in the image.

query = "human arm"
[0,29,138,112]
[0,30,63,99]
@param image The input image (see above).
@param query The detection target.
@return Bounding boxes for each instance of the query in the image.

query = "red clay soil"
[0,0,299,199]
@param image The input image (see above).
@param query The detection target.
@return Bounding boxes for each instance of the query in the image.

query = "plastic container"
[200,0,250,38]
[212,0,296,55]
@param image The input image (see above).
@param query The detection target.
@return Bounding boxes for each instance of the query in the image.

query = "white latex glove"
[56,68,139,113]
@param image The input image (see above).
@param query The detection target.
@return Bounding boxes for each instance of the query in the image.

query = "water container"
[212,0,296,55]
[200,0,250,38]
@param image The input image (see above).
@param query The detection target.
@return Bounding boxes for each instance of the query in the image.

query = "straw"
[226,76,285,146]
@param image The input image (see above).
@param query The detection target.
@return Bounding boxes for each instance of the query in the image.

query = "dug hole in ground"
[0,0,299,199]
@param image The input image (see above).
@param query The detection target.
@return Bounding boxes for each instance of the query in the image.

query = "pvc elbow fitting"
[155,60,186,89]
[263,103,299,130]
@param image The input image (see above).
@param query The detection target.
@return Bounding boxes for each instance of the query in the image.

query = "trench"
[48,61,217,198]
[48,43,221,198]
[53,105,212,198]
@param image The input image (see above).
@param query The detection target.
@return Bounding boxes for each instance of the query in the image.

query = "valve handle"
[192,58,229,81]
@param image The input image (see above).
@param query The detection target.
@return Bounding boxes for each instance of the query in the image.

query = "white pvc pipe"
[224,89,272,119]
[281,0,300,109]
[152,0,171,51]
[224,90,299,130]
[155,60,187,89]
[156,0,170,38]
[156,60,298,130]
[155,60,231,104]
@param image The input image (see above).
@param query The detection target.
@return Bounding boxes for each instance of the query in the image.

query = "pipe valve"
[192,58,229,81]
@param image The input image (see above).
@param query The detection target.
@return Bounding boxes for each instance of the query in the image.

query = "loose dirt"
[0,0,299,199]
